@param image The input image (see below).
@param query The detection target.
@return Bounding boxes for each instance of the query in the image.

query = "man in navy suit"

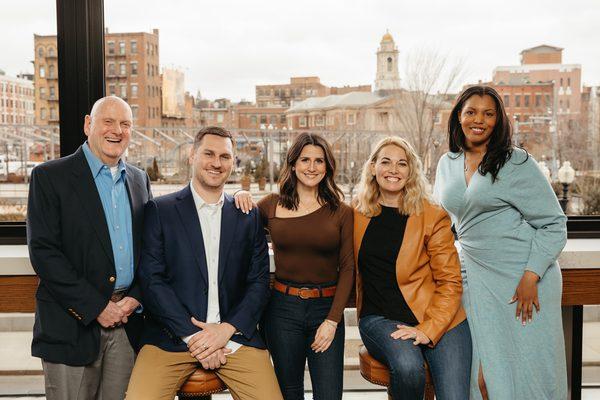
[126,127,282,399]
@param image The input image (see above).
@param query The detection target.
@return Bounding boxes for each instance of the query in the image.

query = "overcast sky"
[2,0,599,102]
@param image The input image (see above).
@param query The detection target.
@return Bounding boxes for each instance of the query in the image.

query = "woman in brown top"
[354,136,471,399]
[234,132,354,400]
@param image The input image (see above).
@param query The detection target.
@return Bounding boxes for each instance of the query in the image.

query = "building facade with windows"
[493,45,582,122]
[34,28,161,127]
[255,76,371,108]
[33,34,59,125]
[0,70,34,125]
[104,28,161,127]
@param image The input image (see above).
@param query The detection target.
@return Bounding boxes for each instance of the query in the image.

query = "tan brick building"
[33,29,161,127]
[33,35,59,125]
[0,70,35,125]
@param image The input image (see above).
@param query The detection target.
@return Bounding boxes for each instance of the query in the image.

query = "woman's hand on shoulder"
[509,270,540,325]
[233,190,256,214]
[391,325,430,346]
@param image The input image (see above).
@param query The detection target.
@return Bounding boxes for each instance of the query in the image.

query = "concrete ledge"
[0,313,34,332]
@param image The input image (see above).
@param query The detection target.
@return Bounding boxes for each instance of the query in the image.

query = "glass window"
[131,40,137,54]
[108,63,115,75]
[130,61,138,75]
[524,95,530,107]
[535,94,541,107]
[0,1,58,221]
[107,41,115,55]
[119,41,125,55]
[119,63,126,75]
[120,85,127,98]
[504,95,510,107]
[131,84,138,98]
[515,95,521,107]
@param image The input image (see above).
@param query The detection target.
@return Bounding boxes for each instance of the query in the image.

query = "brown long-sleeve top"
[257,193,355,322]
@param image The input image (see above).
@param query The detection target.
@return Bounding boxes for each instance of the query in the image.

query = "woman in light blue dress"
[434,85,567,399]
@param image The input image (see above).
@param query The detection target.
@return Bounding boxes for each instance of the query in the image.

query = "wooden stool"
[359,345,435,400]
[177,368,227,400]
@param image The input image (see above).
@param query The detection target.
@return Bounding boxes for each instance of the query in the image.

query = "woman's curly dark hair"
[448,85,514,182]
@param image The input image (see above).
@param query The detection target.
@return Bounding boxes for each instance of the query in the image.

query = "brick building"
[256,76,371,108]
[33,35,59,125]
[33,28,161,127]
[493,45,582,122]
[0,70,35,125]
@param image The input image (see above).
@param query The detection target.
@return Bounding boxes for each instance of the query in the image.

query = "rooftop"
[287,91,383,113]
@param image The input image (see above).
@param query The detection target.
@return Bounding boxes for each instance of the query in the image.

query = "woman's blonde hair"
[354,136,431,217]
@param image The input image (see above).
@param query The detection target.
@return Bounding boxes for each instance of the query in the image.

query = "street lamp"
[557,161,575,213]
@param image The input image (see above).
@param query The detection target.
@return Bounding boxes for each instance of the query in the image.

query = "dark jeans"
[359,315,471,400]
[263,286,344,400]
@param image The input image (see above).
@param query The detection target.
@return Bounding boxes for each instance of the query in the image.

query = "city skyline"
[2,0,600,102]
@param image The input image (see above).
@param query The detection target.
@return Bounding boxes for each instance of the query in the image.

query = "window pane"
[0,2,58,222]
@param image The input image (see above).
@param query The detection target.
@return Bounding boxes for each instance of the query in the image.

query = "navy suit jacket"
[27,147,152,365]
[138,185,271,352]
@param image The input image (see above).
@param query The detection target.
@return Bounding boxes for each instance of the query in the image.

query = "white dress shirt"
[182,182,241,354]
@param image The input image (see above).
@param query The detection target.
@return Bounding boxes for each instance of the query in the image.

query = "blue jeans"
[263,287,345,400]
[359,315,471,400]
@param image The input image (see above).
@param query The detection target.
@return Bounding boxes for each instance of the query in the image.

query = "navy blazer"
[27,147,152,366]
[138,185,270,352]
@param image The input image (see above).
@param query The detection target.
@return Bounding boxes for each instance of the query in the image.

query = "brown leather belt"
[110,290,127,302]
[273,281,336,299]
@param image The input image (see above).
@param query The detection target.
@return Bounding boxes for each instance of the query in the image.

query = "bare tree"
[388,48,465,178]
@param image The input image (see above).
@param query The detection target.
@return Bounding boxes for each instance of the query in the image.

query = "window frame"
[1,0,599,243]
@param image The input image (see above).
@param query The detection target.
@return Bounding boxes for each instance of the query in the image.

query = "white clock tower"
[375,31,401,93]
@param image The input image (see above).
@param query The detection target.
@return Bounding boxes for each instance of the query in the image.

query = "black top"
[358,205,418,325]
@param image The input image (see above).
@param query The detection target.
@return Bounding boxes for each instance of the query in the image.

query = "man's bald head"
[89,96,133,121]
[83,96,133,166]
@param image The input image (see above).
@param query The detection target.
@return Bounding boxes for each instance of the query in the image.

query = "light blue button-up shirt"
[82,142,134,290]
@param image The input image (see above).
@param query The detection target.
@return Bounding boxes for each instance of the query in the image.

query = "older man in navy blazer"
[126,126,282,400]
[27,96,152,400]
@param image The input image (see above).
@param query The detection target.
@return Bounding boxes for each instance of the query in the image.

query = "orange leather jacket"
[354,201,466,346]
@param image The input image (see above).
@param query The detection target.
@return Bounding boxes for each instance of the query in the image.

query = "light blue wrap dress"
[434,148,568,399]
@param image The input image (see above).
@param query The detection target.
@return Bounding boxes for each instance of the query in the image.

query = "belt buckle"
[297,287,311,299]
